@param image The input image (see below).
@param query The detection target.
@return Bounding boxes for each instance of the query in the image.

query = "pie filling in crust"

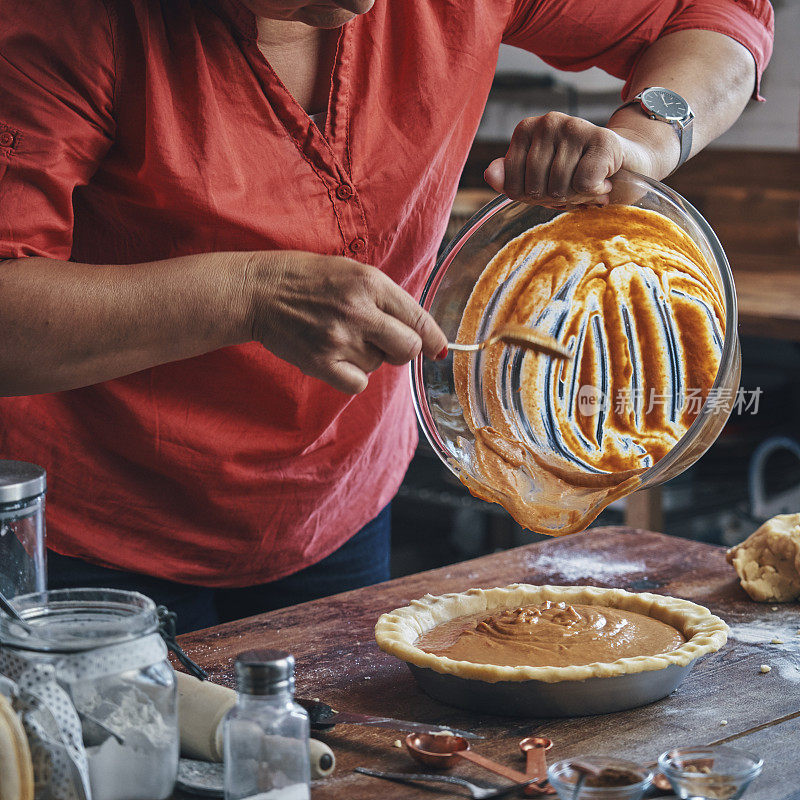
[416,600,685,669]
[375,585,728,684]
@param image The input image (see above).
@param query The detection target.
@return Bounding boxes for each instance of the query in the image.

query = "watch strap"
[614,93,693,174]
[675,115,693,173]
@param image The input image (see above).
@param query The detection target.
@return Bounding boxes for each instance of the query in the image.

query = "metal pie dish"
[374,584,728,718]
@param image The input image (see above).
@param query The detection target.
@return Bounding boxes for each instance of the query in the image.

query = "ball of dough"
[726,513,800,602]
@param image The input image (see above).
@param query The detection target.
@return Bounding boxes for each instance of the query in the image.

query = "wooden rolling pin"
[176,672,235,762]
[175,672,335,778]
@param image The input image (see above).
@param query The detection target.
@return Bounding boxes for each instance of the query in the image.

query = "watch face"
[641,87,690,122]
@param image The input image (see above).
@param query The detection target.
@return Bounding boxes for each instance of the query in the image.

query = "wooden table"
[736,267,800,342]
[177,528,800,799]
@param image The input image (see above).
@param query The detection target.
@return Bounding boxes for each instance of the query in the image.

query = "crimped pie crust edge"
[374,584,729,684]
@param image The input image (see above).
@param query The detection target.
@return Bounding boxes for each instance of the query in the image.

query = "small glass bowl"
[658,746,763,799]
[547,756,653,800]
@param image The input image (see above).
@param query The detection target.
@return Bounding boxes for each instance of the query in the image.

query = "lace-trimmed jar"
[0,588,178,800]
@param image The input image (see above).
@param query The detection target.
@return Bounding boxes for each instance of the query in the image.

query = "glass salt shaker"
[0,460,46,599]
[224,649,311,800]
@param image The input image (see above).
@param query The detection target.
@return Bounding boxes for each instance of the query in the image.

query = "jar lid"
[0,461,46,504]
[0,588,158,652]
[235,649,295,695]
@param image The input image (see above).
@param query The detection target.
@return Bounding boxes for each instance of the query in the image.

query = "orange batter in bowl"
[453,205,725,534]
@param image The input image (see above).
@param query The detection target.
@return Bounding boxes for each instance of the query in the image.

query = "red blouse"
[0,0,773,586]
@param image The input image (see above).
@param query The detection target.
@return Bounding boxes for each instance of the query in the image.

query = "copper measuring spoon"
[519,737,555,793]
[447,324,572,360]
[405,733,549,796]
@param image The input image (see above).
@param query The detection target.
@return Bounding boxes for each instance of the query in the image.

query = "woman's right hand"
[239,250,447,394]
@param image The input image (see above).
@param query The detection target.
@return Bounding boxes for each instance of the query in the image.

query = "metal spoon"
[571,773,587,800]
[78,711,125,746]
[356,767,542,800]
[0,589,33,634]
[447,324,572,360]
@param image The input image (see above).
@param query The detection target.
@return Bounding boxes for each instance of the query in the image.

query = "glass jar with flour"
[0,588,178,800]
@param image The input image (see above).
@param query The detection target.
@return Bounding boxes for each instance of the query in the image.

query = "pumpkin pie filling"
[416,601,685,668]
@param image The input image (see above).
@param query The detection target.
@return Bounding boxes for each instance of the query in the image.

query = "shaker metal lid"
[0,461,46,504]
[235,649,295,694]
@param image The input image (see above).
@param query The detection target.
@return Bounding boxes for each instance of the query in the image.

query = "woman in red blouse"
[0,0,772,631]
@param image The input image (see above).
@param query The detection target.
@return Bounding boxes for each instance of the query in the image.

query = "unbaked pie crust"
[375,584,728,684]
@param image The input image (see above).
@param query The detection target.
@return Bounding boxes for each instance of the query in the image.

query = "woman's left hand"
[483,111,667,207]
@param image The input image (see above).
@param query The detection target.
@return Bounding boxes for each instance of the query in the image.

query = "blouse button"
[336,184,354,200]
[349,237,367,254]
[0,132,14,147]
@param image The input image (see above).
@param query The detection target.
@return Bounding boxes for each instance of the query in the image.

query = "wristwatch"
[615,87,694,174]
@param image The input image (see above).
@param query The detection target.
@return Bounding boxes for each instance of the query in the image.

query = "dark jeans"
[47,504,391,634]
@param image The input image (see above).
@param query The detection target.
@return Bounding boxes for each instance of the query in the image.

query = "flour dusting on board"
[727,619,800,683]
[775,661,800,683]
[527,552,647,583]
[727,619,795,645]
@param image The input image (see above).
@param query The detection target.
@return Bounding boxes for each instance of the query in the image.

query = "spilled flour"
[727,618,800,683]
[527,552,647,584]
[726,619,795,645]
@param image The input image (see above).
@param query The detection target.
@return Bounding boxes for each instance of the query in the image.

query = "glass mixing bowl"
[411,170,741,532]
